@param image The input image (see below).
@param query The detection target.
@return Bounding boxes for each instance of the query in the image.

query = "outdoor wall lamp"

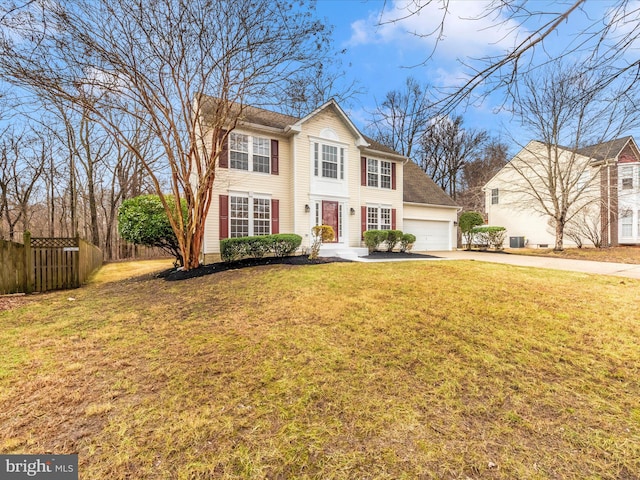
[305,204,310,213]
[350,208,356,215]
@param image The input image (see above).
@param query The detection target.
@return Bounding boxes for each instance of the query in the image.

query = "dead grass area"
[1,259,639,479]
[507,245,640,264]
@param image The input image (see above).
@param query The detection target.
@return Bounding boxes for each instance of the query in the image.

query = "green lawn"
[1,260,639,479]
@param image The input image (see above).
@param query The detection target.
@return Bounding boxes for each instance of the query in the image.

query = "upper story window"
[621,165,634,190]
[366,159,392,189]
[314,142,345,180]
[491,188,499,205]
[229,132,270,173]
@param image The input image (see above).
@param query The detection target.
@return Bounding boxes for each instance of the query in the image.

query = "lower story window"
[230,195,270,237]
[621,210,633,237]
[367,206,392,230]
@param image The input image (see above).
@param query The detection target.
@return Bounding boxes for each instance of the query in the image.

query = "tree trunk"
[554,219,565,251]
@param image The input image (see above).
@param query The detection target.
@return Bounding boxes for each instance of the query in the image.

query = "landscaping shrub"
[459,211,484,250]
[472,226,507,250]
[220,234,302,262]
[363,230,388,253]
[271,234,302,257]
[399,233,416,252]
[385,230,403,252]
[118,194,187,266]
[309,225,335,260]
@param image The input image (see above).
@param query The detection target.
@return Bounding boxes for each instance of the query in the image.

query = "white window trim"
[229,132,271,174]
[366,204,393,231]
[229,192,272,238]
[310,138,347,182]
[491,188,499,205]
[366,158,393,189]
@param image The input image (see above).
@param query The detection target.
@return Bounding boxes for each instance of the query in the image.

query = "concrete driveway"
[431,250,640,279]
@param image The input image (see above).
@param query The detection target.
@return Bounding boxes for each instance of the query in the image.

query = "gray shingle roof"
[574,136,632,161]
[403,160,458,207]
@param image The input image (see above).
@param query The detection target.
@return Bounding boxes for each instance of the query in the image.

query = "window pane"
[367,207,378,231]
[381,161,391,189]
[253,137,270,173]
[491,188,499,204]
[253,198,271,236]
[230,133,249,171]
[367,159,378,187]
[230,196,249,238]
[322,145,338,179]
[380,208,391,230]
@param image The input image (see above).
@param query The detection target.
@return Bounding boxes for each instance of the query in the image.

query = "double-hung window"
[621,209,633,238]
[367,206,392,230]
[367,159,392,189]
[491,188,499,205]
[621,166,634,190]
[313,142,345,180]
[229,132,270,173]
[229,195,271,237]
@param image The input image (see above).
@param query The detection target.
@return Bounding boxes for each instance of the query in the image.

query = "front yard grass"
[507,246,640,264]
[1,260,639,479]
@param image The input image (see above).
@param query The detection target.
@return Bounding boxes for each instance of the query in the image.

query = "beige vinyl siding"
[293,106,364,248]
[203,128,292,257]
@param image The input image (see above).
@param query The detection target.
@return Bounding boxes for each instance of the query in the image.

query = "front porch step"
[319,245,368,260]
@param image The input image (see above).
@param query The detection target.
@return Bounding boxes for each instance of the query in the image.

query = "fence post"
[23,231,33,294]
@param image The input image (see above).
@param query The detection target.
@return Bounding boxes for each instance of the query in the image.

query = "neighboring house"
[199,98,458,263]
[484,136,640,248]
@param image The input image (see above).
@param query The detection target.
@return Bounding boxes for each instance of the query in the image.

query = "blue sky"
[313,0,640,146]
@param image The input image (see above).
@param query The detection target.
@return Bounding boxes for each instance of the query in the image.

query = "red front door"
[322,201,339,243]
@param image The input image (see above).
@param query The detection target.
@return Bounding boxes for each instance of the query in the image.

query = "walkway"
[429,250,640,280]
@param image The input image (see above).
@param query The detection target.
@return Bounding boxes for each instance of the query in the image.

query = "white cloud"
[347,0,526,58]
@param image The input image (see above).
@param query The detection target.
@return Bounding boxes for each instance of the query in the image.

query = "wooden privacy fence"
[0,239,28,295]
[0,233,103,294]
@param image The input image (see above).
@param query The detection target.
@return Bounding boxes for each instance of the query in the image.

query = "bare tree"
[418,115,488,200]
[496,63,636,251]
[0,0,334,270]
[0,129,45,240]
[458,140,509,212]
[367,77,432,158]
[380,1,640,116]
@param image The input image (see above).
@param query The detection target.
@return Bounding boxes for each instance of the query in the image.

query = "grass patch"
[508,246,640,264]
[1,260,639,479]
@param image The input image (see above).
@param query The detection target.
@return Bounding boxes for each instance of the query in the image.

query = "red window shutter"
[391,162,397,190]
[271,199,279,234]
[219,195,229,239]
[361,157,367,186]
[219,130,228,168]
[271,139,279,175]
[361,206,367,239]
[392,208,397,230]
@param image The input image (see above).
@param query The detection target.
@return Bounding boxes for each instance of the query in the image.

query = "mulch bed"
[162,255,351,281]
[162,251,442,281]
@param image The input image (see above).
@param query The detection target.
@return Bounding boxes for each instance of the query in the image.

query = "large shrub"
[220,234,302,262]
[118,194,187,266]
[385,230,403,252]
[399,233,416,252]
[363,230,388,253]
[459,211,484,250]
[471,226,507,250]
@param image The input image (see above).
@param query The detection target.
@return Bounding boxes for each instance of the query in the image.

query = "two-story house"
[199,97,458,263]
[484,136,640,248]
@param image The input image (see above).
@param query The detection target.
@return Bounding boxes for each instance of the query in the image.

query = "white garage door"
[404,220,451,251]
